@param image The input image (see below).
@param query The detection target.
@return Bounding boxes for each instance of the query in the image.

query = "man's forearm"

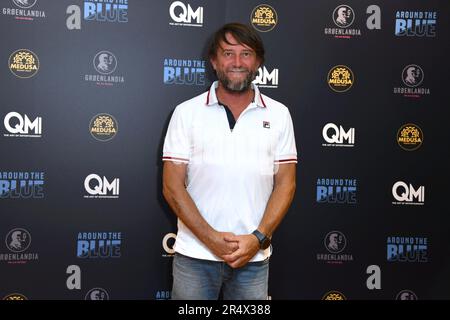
[163,183,215,244]
[257,176,296,237]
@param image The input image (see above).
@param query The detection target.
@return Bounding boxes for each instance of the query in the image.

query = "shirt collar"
[205,81,267,108]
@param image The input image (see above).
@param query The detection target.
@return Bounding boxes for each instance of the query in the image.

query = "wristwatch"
[252,230,271,249]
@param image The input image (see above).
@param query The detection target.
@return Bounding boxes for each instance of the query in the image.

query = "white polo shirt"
[163,81,297,262]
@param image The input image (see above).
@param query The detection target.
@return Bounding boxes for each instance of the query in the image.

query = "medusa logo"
[93,51,117,75]
[397,124,423,151]
[402,65,424,88]
[5,228,31,253]
[322,291,346,300]
[333,5,354,28]
[324,231,346,254]
[251,4,277,32]
[9,49,39,78]
[3,293,28,300]
[89,113,118,141]
[327,65,354,92]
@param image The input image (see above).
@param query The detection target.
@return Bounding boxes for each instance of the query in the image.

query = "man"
[96,53,111,73]
[162,23,297,300]
[9,230,25,251]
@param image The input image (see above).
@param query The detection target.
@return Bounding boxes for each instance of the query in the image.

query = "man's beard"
[216,68,257,93]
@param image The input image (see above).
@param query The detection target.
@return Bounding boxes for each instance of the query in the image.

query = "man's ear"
[210,57,217,71]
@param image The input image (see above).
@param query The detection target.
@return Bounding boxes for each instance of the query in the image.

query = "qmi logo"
[84,174,119,199]
[322,123,355,147]
[254,66,279,88]
[392,181,424,205]
[3,112,42,138]
[169,1,203,27]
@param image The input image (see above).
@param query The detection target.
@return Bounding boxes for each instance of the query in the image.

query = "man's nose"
[232,54,242,67]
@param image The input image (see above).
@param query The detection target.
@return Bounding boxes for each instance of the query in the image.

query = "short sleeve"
[162,105,190,164]
[274,109,298,164]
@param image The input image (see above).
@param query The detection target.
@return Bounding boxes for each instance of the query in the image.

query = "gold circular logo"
[89,113,118,142]
[322,291,346,300]
[328,65,354,92]
[397,123,423,151]
[3,293,27,300]
[250,4,278,32]
[9,49,39,79]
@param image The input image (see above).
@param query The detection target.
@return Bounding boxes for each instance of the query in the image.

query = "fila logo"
[263,121,270,129]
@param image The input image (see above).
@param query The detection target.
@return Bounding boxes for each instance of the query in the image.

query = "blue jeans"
[171,253,269,300]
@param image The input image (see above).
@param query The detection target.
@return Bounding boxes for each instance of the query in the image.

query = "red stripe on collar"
[259,94,267,108]
[206,89,210,105]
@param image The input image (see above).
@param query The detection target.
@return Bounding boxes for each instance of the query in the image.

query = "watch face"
[252,230,271,249]
[261,238,271,249]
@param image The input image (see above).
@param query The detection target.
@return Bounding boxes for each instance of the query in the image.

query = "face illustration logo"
[396,290,418,300]
[394,65,430,98]
[324,231,346,254]
[85,288,109,300]
[5,228,31,253]
[333,5,354,28]
[84,51,124,85]
[13,0,37,8]
[93,51,117,75]
[402,65,424,88]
